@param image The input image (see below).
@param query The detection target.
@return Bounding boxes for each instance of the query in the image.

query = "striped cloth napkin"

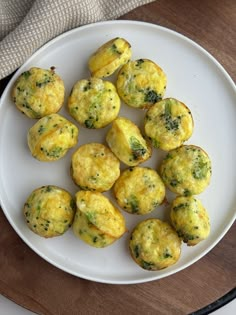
[0,0,154,79]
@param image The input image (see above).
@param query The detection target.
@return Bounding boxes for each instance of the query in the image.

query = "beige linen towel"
[0,0,154,79]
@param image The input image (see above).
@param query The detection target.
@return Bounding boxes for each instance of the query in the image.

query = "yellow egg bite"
[129,219,181,270]
[73,190,126,248]
[116,59,167,109]
[106,116,151,166]
[27,113,79,161]
[71,143,120,192]
[113,167,165,215]
[144,98,194,151]
[12,67,65,118]
[23,185,75,238]
[73,210,116,248]
[88,37,132,78]
[160,145,212,196]
[68,77,120,128]
[170,196,210,246]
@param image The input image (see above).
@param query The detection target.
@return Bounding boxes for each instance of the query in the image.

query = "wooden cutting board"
[0,209,235,314]
[0,0,235,314]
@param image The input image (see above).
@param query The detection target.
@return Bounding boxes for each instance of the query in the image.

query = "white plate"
[0,21,235,284]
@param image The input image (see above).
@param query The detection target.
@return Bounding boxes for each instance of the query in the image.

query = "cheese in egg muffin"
[170,196,210,246]
[88,37,132,78]
[116,59,167,109]
[73,190,126,248]
[68,78,120,128]
[144,98,194,151]
[129,219,181,270]
[12,67,65,118]
[160,145,212,196]
[71,143,120,192]
[23,185,75,238]
[106,117,151,166]
[27,113,79,161]
[113,167,165,215]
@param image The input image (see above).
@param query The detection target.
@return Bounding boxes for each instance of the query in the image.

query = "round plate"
[0,21,235,284]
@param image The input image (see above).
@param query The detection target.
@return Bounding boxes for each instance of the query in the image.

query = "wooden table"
[0,0,235,314]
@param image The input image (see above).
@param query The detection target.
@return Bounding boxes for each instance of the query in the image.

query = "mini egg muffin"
[170,196,210,246]
[129,219,181,270]
[27,113,79,161]
[68,77,120,128]
[71,143,120,192]
[23,185,75,238]
[113,167,165,215]
[73,209,116,248]
[144,98,194,151]
[116,59,167,109]
[160,145,212,196]
[88,37,132,78]
[106,117,151,166]
[12,67,65,118]
[73,190,126,248]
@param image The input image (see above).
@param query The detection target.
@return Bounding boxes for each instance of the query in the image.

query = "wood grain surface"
[0,0,235,314]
